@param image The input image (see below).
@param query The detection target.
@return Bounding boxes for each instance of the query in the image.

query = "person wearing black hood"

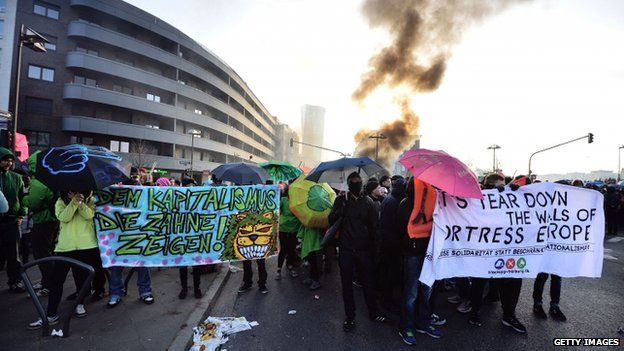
[377,177,406,313]
[329,172,388,332]
[364,179,382,215]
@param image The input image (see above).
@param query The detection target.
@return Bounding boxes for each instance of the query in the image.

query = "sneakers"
[9,282,25,293]
[259,285,268,294]
[289,269,299,278]
[430,313,447,326]
[371,314,389,323]
[352,281,363,288]
[275,270,282,280]
[107,296,122,308]
[309,281,322,290]
[27,315,59,330]
[415,325,442,339]
[178,288,188,299]
[502,316,527,334]
[140,294,155,305]
[447,294,461,304]
[238,284,252,293]
[302,278,313,286]
[343,318,355,332]
[457,300,472,314]
[36,289,50,297]
[75,304,87,318]
[533,304,547,319]
[90,290,105,302]
[32,282,43,290]
[549,306,567,322]
[468,313,483,327]
[399,330,417,346]
[194,288,203,299]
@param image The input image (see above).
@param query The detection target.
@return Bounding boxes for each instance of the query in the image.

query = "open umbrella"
[289,177,336,228]
[306,156,386,184]
[259,161,302,182]
[399,149,482,199]
[35,144,129,191]
[212,162,268,185]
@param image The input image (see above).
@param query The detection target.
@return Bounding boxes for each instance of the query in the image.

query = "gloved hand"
[509,183,520,191]
[496,185,505,193]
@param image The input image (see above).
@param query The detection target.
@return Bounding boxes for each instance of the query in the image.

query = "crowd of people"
[1,144,622,344]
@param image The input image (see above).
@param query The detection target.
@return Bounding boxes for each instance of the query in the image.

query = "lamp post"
[528,133,594,177]
[487,144,501,172]
[368,133,387,162]
[187,129,201,179]
[618,145,624,181]
[12,25,48,154]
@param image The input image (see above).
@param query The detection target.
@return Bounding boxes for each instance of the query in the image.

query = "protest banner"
[419,182,604,286]
[94,185,280,268]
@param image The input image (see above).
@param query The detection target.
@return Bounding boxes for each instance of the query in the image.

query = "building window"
[33,1,59,20]
[25,96,53,115]
[27,64,54,82]
[28,131,50,147]
[194,109,203,115]
[146,93,160,103]
[145,124,160,129]
[73,75,97,87]
[110,140,129,153]
[76,46,98,56]
[70,136,93,145]
[41,34,56,51]
[113,84,133,95]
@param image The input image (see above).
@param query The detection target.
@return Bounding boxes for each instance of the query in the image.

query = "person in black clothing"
[377,177,406,313]
[178,177,203,299]
[328,172,387,332]
[605,186,621,235]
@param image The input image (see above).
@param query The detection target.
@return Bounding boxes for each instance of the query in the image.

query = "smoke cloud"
[354,0,524,169]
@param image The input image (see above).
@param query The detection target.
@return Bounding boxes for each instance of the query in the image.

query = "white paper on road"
[190,316,256,351]
[420,183,605,286]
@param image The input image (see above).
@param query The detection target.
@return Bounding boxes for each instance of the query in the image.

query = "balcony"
[117,152,221,172]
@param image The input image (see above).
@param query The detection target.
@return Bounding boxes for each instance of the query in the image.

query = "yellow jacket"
[54,197,98,253]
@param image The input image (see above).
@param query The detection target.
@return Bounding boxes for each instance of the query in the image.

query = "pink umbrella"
[399,149,482,199]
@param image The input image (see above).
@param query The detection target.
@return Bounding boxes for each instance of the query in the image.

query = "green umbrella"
[289,176,336,228]
[259,161,303,182]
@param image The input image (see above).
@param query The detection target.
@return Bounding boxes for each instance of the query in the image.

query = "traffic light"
[588,133,594,144]
[289,138,294,147]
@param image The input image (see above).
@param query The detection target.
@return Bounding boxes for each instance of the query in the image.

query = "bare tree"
[129,139,156,169]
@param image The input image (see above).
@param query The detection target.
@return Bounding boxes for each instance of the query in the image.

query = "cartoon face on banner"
[221,212,277,260]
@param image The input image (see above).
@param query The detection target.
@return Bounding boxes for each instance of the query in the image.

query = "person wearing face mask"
[468,173,526,334]
[328,172,388,332]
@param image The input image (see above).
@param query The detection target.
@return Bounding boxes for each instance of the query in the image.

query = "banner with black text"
[419,183,604,286]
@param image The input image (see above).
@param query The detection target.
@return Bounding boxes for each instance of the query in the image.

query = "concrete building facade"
[3,0,278,174]
[300,104,325,166]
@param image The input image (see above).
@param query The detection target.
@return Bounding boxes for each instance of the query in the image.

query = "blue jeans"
[400,254,432,332]
[108,267,152,298]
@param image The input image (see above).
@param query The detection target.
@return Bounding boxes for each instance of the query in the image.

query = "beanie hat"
[155,177,171,186]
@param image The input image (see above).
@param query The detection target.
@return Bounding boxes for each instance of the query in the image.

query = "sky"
[125,0,624,176]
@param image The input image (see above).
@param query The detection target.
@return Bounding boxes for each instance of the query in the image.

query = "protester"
[329,171,387,332]
[178,177,205,299]
[22,153,59,297]
[377,177,406,313]
[605,186,621,235]
[364,179,382,214]
[28,191,102,329]
[276,182,300,280]
[0,147,26,293]
[238,180,269,295]
[298,224,323,290]
[468,173,526,333]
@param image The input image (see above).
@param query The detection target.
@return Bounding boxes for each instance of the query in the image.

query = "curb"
[167,266,231,351]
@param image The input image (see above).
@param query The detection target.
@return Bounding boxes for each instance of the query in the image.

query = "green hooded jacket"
[22,151,57,223]
[0,147,26,217]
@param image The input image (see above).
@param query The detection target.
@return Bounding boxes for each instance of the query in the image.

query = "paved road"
[0,266,220,350]
[211,235,624,351]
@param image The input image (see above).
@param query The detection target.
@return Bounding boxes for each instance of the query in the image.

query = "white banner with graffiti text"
[419,183,605,286]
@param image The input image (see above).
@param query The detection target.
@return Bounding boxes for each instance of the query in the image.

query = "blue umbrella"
[306,157,386,184]
[212,162,269,185]
[35,144,129,191]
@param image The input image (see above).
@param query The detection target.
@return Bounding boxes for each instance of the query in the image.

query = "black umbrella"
[35,144,129,191]
[212,162,269,185]
[306,157,386,184]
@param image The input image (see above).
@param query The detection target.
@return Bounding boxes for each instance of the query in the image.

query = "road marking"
[607,237,624,243]
[604,254,618,261]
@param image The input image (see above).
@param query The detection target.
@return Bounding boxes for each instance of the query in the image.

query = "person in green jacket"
[298,225,323,290]
[22,151,59,297]
[28,191,102,329]
[0,147,26,293]
[276,183,300,280]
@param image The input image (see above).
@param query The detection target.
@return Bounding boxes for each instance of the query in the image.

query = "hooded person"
[0,147,26,293]
[375,177,406,313]
[22,151,59,296]
[328,171,388,332]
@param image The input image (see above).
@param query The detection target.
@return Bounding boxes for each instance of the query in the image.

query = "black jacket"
[377,182,406,249]
[329,192,377,252]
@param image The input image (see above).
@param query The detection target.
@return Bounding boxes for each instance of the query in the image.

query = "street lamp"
[528,133,594,177]
[187,129,201,179]
[11,25,48,154]
[618,145,624,181]
[487,144,501,172]
[368,133,387,162]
